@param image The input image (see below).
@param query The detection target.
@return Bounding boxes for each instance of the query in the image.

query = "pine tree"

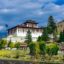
[25,30,32,44]
[47,16,57,41]
[41,27,49,41]
[47,16,57,34]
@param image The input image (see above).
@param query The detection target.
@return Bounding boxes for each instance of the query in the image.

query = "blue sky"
[0,0,64,34]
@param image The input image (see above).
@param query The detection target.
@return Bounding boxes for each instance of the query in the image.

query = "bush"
[39,41,46,55]
[29,42,40,59]
[46,43,59,56]
[14,50,20,59]
[8,41,15,49]
[0,39,7,49]
[37,36,42,42]
[15,42,20,49]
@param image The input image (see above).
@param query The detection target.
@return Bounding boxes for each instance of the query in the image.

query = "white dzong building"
[7,20,43,42]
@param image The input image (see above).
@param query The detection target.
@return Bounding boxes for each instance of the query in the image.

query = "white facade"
[7,20,42,43]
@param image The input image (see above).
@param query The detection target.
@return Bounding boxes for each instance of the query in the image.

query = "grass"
[0,49,30,61]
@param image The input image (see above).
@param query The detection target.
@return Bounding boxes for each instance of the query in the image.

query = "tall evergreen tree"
[41,27,49,41]
[25,30,32,44]
[47,16,57,34]
[47,16,57,41]
[37,27,49,42]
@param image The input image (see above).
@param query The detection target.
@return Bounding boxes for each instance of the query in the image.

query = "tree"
[47,16,57,34]
[29,42,36,56]
[59,30,64,42]
[37,27,49,42]
[47,16,57,42]
[0,39,7,49]
[39,41,46,60]
[15,42,20,49]
[29,42,40,59]
[41,27,49,41]
[39,41,46,55]
[25,30,32,44]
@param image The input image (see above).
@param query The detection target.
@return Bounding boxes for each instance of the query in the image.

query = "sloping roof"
[57,20,64,24]
[8,24,43,30]
[8,20,43,30]
[17,24,43,29]
[24,20,38,24]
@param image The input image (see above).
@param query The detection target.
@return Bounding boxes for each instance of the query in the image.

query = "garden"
[0,40,64,63]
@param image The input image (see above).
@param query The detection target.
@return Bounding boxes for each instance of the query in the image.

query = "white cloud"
[42,3,64,21]
[0,0,58,15]
[37,0,56,3]
[0,26,4,31]
[33,9,45,16]
[0,8,17,13]
[0,0,64,27]
[21,2,42,9]
[37,11,44,16]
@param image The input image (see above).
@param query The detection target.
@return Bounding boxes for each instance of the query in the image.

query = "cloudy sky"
[0,0,64,35]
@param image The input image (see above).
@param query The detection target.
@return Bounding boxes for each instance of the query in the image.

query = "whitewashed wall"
[7,28,42,43]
